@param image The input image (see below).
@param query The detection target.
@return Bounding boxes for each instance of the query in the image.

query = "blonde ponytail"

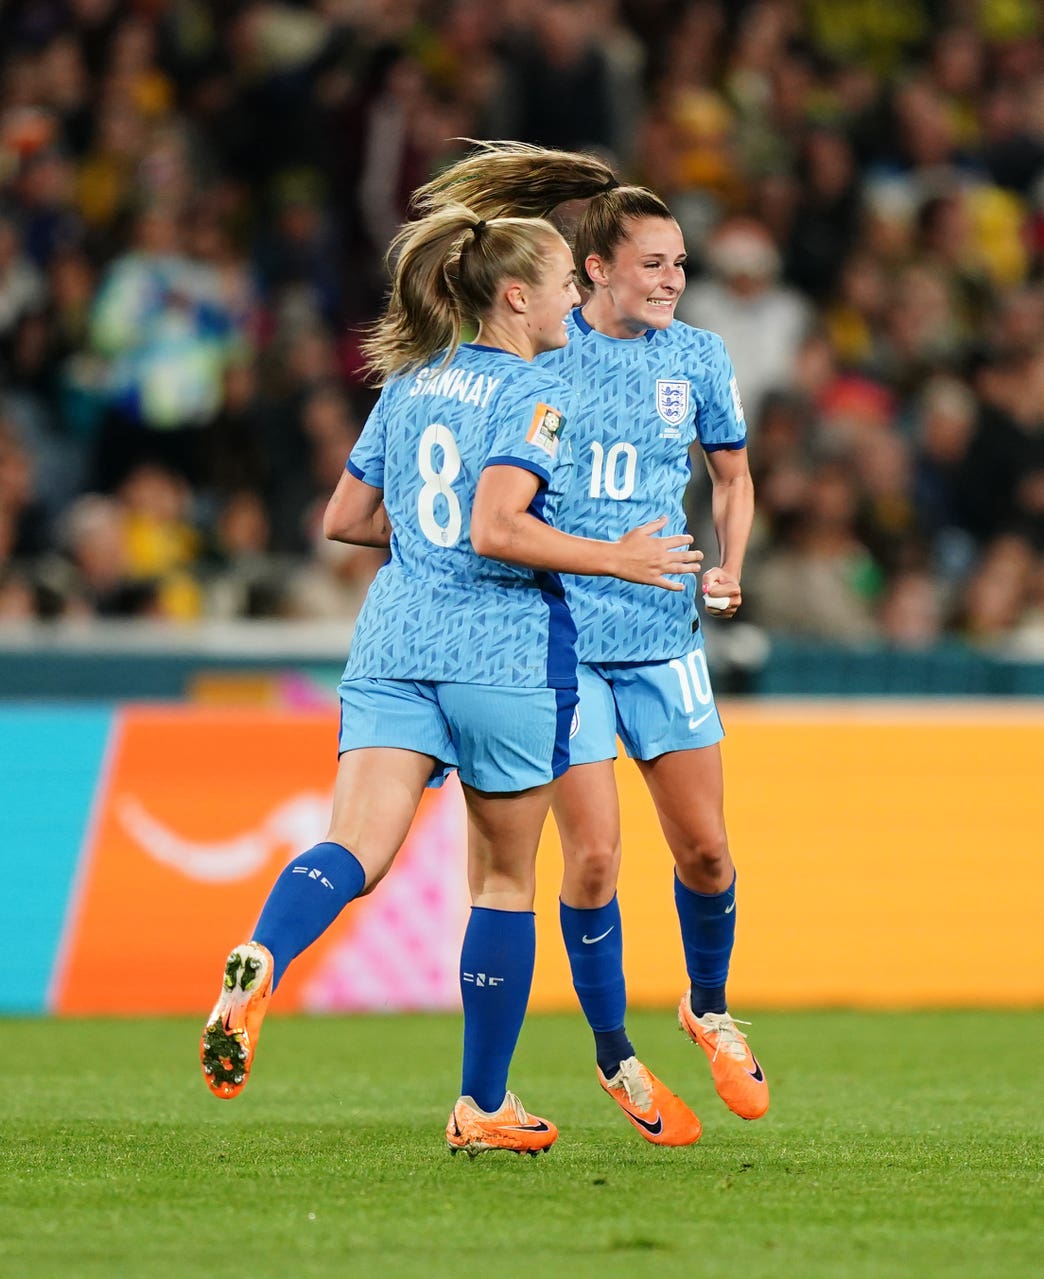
[362,203,565,384]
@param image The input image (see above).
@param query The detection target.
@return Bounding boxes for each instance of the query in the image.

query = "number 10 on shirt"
[588,440,638,500]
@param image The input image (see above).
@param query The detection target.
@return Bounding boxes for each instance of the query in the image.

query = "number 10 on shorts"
[668,648,712,713]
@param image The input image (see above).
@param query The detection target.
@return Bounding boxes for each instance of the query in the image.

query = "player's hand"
[614,516,704,591]
[702,568,742,617]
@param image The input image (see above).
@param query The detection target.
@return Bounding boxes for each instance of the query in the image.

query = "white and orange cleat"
[678,993,769,1120]
[446,1092,558,1157]
[598,1055,702,1146]
[200,941,273,1099]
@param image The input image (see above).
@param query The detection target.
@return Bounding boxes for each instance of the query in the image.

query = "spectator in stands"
[117,461,203,620]
[678,215,813,430]
[0,415,49,558]
[746,457,881,643]
[911,373,981,584]
[784,127,863,303]
[492,0,632,157]
[958,533,1037,648]
[0,213,46,374]
[1004,554,1044,657]
[88,204,244,490]
[879,569,947,650]
[59,491,159,618]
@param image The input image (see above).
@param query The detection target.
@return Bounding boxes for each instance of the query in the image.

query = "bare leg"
[251,746,436,982]
[636,743,733,893]
[463,780,556,909]
[553,760,622,908]
[327,747,437,891]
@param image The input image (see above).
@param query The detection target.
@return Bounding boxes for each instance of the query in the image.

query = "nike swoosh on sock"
[581,927,615,944]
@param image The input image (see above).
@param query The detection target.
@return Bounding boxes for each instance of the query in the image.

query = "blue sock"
[674,871,736,1015]
[560,896,633,1076]
[459,908,535,1113]
[253,841,366,989]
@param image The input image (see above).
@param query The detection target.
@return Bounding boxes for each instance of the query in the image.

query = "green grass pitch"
[2,1010,1041,1279]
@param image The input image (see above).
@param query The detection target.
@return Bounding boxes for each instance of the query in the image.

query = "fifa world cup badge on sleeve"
[527,402,564,455]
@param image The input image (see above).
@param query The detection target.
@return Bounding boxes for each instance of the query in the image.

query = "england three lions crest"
[656,379,690,436]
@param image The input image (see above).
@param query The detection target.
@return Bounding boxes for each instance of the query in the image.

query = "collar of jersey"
[573,306,657,342]
[461,342,522,357]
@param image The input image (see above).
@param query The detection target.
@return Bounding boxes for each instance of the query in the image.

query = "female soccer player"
[416,145,767,1144]
[199,203,702,1156]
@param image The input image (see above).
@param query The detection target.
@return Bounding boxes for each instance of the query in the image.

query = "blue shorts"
[568,640,724,765]
[338,677,578,793]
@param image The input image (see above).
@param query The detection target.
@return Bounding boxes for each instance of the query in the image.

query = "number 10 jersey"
[538,309,747,663]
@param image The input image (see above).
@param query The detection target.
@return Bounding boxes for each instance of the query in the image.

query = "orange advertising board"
[46,700,1044,1014]
[531,700,1044,1009]
[54,706,469,1015]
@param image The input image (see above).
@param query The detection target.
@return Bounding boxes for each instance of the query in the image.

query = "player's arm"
[472,463,702,591]
[323,466,392,548]
[700,444,754,617]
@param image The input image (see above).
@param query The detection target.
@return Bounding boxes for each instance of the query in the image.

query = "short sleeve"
[697,333,747,452]
[483,372,578,486]
[346,392,388,488]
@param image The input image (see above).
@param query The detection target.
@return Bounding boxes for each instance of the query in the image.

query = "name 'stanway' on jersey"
[408,365,501,408]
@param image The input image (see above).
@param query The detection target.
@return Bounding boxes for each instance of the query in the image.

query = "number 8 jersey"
[538,309,747,663]
[343,344,579,688]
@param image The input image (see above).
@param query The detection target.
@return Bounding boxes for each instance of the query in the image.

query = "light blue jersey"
[539,309,746,663]
[344,343,578,688]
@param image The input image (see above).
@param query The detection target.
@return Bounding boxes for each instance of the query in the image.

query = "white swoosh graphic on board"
[116,792,329,882]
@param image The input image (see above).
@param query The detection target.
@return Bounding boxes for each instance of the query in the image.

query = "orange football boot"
[597,1055,702,1146]
[446,1092,558,1157]
[200,942,273,1099]
[678,993,769,1120]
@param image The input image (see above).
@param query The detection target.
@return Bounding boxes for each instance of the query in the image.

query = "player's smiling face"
[585,217,687,339]
[525,237,582,355]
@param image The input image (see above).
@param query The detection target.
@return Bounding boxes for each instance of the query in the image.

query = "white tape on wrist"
[705,595,731,611]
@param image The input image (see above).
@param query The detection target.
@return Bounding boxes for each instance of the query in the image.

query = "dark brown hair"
[415,141,675,287]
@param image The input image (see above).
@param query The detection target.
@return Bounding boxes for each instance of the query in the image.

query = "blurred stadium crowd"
[1,0,1043,656]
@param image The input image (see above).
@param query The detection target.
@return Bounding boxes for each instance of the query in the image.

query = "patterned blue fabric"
[344,344,578,687]
[568,638,724,766]
[539,310,746,662]
[336,677,577,791]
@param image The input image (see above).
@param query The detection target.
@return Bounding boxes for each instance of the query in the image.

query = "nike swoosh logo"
[626,1111,664,1136]
[581,927,614,944]
[724,901,736,914]
[507,1121,551,1132]
[747,1056,764,1083]
[688,710,714,731]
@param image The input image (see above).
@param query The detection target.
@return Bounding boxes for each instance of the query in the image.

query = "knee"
[563,840,620,904]
[674,828,732,891]
[471,869,536,912]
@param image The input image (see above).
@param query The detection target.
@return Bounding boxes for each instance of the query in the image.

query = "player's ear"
[504,281,527,314]
[585,254,609,287]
